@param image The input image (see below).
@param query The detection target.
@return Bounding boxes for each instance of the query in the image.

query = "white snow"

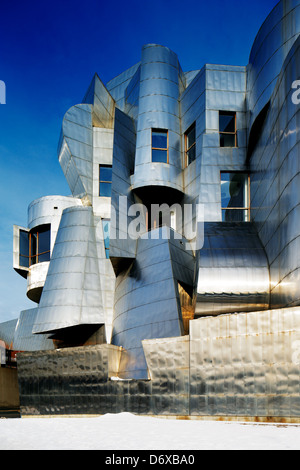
[0,412,300,450]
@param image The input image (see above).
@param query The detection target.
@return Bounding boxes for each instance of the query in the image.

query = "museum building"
[1,0,300,420]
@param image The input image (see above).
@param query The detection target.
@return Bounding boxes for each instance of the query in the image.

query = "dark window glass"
[99,182,112,197]
[38,227,51,254]
[219,113,235,133]
[152,129,168,163]
[100,166,112,182]
[186,125,195,150]
[99,165,112,197]
[19,230,29,258]
[19,256,29,268]
[152,130,168,149]
[187,145,196,164]
[30,232,37,265]
[38,252,51,263]
[221,209,247,222]
[221,173,249,222]
[19,229,30,267]
[18,225,51,267]
[219,111,237,147]
[185,123,196,166]
[220,133,236,148]
[152,149,168,163]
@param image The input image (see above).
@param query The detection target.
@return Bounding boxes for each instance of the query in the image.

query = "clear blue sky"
[0,0,279,322]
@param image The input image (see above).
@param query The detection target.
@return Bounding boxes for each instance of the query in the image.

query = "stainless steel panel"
[195,223,270,316]
[190,307,300,417]
[111,228,194,379]
[251,35,300,308]
[32,206,107,334]
[247,0,300,131]
[13,309,54,351]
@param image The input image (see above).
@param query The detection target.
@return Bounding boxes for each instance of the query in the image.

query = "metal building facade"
[4,0,300,419]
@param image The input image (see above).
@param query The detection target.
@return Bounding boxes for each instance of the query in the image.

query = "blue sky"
[0,0,279,322]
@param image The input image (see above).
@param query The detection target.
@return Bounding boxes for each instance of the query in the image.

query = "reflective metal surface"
[8,0,300,419]
[17,307,300,418]
[250,34,300,310]
[189,307,300,418]
[13,309,54,351]
[32,206,107,335]
[247,0,300,131]
[111,227,195,379]
[132,44,184,194]
[195,222,270,316]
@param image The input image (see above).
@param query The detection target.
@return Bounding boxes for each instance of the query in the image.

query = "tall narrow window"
[185,123,196,166]
[19,230,30,268]
[99,165,112,197]
[221,172,250,222]
[152,129,168,163]
[219,111,237,147]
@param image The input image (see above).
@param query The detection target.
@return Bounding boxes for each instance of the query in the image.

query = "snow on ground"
[0,412,300,450]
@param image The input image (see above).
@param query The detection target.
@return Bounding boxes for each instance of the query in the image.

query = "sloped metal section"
[13,309,54,351]
[32,206,106,334]
[111,227,195,379]
[0,319,18,348]
[109,107,137,274]
[82,73,115,128]
[58,75,115,204]
[58,104,93,201]
[195,223,270,316]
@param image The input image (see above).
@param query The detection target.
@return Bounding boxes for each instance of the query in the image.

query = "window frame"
[184,122,196,167]
[220,172,250,222]
[151,128,169,164]
[19,225,51,267]
[219,111,237,148]
[99,164,113,197]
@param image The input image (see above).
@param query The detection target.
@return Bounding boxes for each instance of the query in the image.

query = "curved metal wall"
[26,196,83,301]
[32,206,106,334]
[58,104,94,202]
[132,44,184,194]
[250,35,300,309]
[247,0,300,132]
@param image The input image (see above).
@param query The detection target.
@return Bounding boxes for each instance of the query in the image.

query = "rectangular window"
[99,165,112,197]
[30,225,51,265]
[221,172,250,222]
[19,230,30,268]
[19,225,51,267]
[219,111,237,147]
[185,123,196,166]
[152,129,168,163]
